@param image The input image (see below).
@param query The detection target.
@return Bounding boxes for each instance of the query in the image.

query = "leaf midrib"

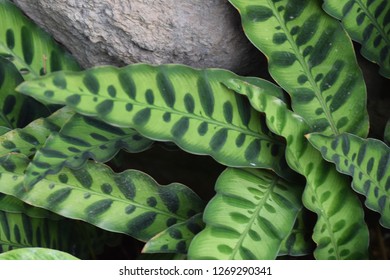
[267,0,339,135]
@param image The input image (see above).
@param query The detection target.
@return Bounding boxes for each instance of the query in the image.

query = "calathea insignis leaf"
[278,209,314,257]
[322,0,390,78]
[143,213,204,254]
[25,113,153,188]
[385,119,390,145]
[0,208,108,258]
[229,0,369,137]
[16,64,295,181]
[188,168,303,260]
[0,57,50,128]
[0,248,79,260]
[307,133,390,228]
[0,0,80,80]
[223,79,368,259]
[0,153,205,241]
[0,107,74,157]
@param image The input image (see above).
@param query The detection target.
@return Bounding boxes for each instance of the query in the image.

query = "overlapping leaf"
[143,213,204,254]
[0,193,60,220]
[0,209,106,258]
[223,79,368,259]
[279,209,314,256]
[307,133,390,228]
[25,113,153,187]
[385,119,390,145]
[16,64,295,180]
[188,168,302,260]
[323,0,390,78]
[0,0,80,80]
[0,107,74,157]
[0,247,79,260]
[0,153,204,241]
[229,0,369,137]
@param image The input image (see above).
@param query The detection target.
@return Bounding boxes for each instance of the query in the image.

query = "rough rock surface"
[13,0,261,73]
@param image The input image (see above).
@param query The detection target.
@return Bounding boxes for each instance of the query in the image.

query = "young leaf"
[0,57,50,128]
[188,168,303,260]
[0,106,74,157]
[307,133,390,228]
[229,0,369,137]
[223,79,369,259]
[0,247,79,260]
[143,213,204,254]
[0,0,80,79]
[0,154,205,241]
[16,64,295,181]
[25,113,153,187]
[323,0,390,78]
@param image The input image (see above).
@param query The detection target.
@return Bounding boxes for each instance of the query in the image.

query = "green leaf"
[0,193,60,220]
[0,209,106,258]
[0,57,50,128]
[307,133,390,228]
[188,168,303,260]
[16,64,294,181]
[0,106,74,157]
[0,153,205,241]
[0,247,79,260]
[25,113,153,187]
[143,213,204,254]
[0,0,80,80]
[385,119,390,145]
[229,0,369,137]
[223,79,369,259]
[279,209,314,256]
[323,0,390,78]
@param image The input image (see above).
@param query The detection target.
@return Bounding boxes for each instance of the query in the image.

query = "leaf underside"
[0,247,79,260]
[229,0,369,137]
[308,133,390,228]
[188,168,303,260]
[323,0,390,78]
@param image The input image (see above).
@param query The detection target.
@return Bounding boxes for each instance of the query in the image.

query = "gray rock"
[13,0,261,74]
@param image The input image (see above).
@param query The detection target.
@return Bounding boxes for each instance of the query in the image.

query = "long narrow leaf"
[229,0,369,137]
[307,133,390,228]
[25,113,153,187]
[16,64,295,180]
[224,79,368,259]
[323,0,390,78]
[0,0,80,80]
[188,168,303,260]
[0,153,205,241]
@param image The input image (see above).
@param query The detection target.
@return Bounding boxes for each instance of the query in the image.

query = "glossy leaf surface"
[188,168,302,260]
[17,64,294,180]
[308,133,390,228]
[143,213,204,254]
[0,247,79,260]
[224,79,368,259]
[0,154,205,241]
[229,0,369,137]
[323,0,390,78]
[25,113,153,187]
[0,0,80,80]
